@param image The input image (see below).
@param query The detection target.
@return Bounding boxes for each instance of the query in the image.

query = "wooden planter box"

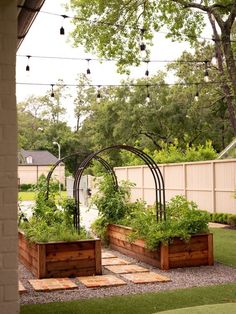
[107,224,213,270]
[18,231,102,278]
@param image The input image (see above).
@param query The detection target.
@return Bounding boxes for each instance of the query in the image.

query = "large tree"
[68,0,236,135]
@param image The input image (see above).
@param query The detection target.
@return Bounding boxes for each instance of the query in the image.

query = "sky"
[16,0,211,129]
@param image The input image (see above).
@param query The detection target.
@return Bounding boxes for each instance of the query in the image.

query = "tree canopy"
[68,0,236,134]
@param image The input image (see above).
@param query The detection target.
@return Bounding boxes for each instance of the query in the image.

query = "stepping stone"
[121,272,171,284]
[105,264,149,274]
[102,257,131,266]
[28,278,78,292]
[19,281,27,294]
[102,251,117,259]
[77,275,127,288]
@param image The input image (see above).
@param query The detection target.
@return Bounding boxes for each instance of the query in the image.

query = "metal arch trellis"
[45,152,118,202]
[73,145,166,232]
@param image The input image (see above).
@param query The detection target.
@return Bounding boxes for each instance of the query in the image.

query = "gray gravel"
[19,248,236,305]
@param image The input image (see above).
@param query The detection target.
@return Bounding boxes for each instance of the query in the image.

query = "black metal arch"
[73,145,166,232]
[45,152,118,200]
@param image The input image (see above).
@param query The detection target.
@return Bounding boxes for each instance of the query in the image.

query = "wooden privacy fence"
[114,159,236,214]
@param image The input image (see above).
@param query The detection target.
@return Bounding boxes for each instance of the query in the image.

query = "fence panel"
[114,159,236,214]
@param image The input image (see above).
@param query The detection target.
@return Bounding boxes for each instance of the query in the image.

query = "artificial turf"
[20,283,236,314]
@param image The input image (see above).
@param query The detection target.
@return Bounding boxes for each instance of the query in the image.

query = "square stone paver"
[102,251,117,259]
[121,272,171,284]
[28,278,78,292]
[77,275,127,288]
[104,264,150,274]
[19,281,27,294]
[102,257,131,266]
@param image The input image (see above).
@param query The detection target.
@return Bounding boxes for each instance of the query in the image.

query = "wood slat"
[110,244,161,268]
[46,259,96,271]
[169,250,209,262]
[108,229,146,248]
[109,236,160,260]
[168,241,208,254]
[95,239,102,274]
[169,257,209,268]
[46,267,97,278]
[45,241,95,253]
[46,249,95,262]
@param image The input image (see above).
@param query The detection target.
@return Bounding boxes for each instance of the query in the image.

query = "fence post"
[183,163,187,197]
[212,162,216,213]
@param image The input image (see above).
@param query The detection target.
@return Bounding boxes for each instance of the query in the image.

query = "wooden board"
[18,231,102,278]
[107,224,214,270]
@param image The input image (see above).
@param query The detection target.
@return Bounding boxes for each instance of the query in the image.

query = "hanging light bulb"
[51,84,55,97]
[139,28,146,52]
[26,55,31,71]
[211,53,218,67]
[194,84,199,102]
[60,15,68,35]
[86,59,91,75]
[145,61,149,77]
[204,60,209,82]
[97,86,101,102]
[146,85,150,103]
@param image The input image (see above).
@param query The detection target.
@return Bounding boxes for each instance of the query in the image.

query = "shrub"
[228,215,236,227]
[20,183,34,191]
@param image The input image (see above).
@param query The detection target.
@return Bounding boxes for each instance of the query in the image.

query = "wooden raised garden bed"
[107,224,213,270]
[18,231,102,278]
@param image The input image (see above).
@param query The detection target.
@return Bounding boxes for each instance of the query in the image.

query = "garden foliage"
[18,175,90,242]
[91,175,210,249]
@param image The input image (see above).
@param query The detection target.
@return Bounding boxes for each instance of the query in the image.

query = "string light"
[16,80,229,88]
[17,54,214,66]
[145,61,149,77]
[26,55,31,71]
[86,59,91,75]
[204,61,209,82]
[60,14,68,35]
[96,85,101,102]
[140,28,146,52]
[194,84,199,101]
[17,4,236,44]
[146,84,150,103]
[50,84,55,97]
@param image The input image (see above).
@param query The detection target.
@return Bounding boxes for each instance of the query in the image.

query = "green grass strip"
[21,283,236,314]
[210,228,236,267]
[156,303,236,314]
[18,191,67,202]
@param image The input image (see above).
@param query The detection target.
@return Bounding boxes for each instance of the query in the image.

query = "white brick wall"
[0,0,19,313]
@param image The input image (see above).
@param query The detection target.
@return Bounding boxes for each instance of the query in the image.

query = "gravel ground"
[20,248,236,305]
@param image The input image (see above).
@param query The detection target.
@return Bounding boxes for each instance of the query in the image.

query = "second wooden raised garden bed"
[107,224,213,270]
[19,231,102,278]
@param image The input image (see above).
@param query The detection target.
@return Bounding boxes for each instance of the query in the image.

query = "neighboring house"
[18,149,65,185]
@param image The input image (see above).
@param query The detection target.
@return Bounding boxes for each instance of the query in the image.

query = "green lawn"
[20,283,236,314]
[157,303,236,314]
[210,228,236,267]
[18,191,67,201]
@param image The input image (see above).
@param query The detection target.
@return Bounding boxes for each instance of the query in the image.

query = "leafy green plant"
[91,175,210,250]
[18,176,91,242]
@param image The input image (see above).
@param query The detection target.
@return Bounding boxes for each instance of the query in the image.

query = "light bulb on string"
[146,85,150,103]
[26,55,31,72]
[96,86,101,102]
[211,53,218,67]
[50,84,55,97]
[86,59,91,75]
[145,60,149,77]
[139,28,146,52]
[60,15,68,35]
[194,84,199,102]
[204,61,209,82]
